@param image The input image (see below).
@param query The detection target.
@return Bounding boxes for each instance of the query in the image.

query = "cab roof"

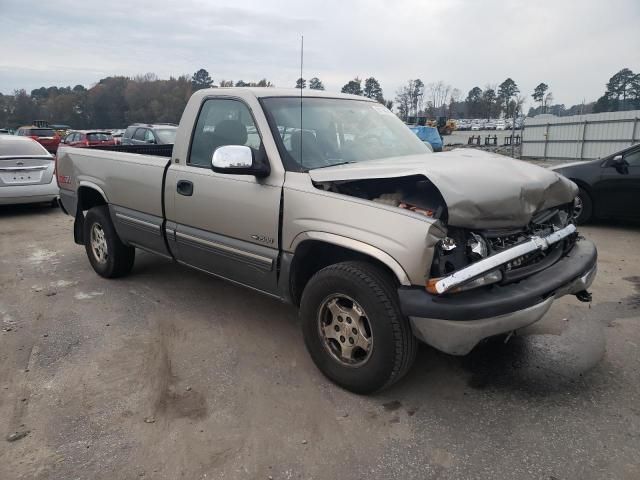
[192,87,376,102]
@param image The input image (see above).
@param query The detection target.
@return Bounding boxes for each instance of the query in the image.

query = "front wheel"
[83,206,135,278]
[300,261,417,394]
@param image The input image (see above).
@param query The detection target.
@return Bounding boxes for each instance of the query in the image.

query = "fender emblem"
[251,234,274,245]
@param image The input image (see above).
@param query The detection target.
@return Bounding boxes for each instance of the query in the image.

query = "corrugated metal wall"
[521,110,640,160]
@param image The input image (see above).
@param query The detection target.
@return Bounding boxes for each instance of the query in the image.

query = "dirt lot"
[1,205,639,480]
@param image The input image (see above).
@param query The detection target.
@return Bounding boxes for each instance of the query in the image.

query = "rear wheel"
[300,261,417,394]
[83,206,135,278]
[573,187,593,225]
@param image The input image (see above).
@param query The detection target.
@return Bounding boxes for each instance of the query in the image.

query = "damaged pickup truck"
[56,88,597,393]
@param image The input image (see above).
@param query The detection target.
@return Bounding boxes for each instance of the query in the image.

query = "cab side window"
[189,99,262,167]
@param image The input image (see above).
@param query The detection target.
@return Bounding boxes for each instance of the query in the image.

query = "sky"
[1,0,639,109]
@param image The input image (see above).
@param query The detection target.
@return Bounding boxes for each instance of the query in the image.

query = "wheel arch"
[287,232,411,306]
[73,183,109,244]
[78,181,108,209]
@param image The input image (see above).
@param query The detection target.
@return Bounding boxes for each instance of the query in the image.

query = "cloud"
[1,0,638,107]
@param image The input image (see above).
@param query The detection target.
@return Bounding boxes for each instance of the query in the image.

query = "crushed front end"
[398,204,597,355]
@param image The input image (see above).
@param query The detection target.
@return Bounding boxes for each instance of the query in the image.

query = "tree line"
[1,66,637,129]
[392,77,522,121]
[526,68,640,117]
[0,68,278,129]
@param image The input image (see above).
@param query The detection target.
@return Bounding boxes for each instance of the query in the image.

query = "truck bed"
[89,144,173,157]
[57,145,172,218]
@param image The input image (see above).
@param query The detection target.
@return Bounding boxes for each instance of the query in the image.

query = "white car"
[471,123,482,131]
[495,121,506,130]
[0,136,58,205]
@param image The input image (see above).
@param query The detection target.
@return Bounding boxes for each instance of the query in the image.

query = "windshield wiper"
[309,161,356,170]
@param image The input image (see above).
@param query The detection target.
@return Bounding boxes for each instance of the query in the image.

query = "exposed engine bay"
[314,175,449,222]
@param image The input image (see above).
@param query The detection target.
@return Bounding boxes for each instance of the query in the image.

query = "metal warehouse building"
[521,110,640,161]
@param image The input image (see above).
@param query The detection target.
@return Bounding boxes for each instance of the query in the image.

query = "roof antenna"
[299,34,304,168]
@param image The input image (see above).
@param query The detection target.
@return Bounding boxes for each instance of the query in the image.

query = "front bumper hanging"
[399,238,597,355]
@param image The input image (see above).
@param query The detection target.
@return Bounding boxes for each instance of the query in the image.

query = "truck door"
[165,97,283,295]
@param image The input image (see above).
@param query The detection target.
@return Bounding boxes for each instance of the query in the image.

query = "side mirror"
[211,145,270,177]
[609,154,628,174]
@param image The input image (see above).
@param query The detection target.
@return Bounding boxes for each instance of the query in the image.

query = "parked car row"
[3,121,177,154]
[1,121,176,208]
[3,110,637,229]
[455,118,524,131]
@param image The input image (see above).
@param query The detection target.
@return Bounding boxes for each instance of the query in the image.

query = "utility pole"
[511,96,517,159]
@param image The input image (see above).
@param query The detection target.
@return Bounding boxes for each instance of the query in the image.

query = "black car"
[551,144,640,224]
[121,123,177,146]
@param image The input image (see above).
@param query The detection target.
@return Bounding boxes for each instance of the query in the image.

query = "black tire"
[83,206,135,278]
[300,261,417,394]
[574,187,593,225]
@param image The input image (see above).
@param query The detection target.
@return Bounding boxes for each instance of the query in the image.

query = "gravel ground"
[1,205,639,480]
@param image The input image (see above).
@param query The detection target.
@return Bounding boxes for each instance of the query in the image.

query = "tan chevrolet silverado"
[56,88,597,393]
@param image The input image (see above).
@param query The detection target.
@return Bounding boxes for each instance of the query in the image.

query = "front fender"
[290,231,412,286]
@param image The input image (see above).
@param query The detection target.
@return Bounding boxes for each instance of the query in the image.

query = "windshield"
[262,97,430,170]
[155,128,177,144]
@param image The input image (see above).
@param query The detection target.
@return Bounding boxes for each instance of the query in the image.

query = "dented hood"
[309,149,577,229]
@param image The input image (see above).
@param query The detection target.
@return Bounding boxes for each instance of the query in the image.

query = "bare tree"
[448,88,461,117]
[427,81,452,116]
[395,79,424,119]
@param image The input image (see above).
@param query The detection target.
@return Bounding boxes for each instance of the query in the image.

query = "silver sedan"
[0,136,58,205]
